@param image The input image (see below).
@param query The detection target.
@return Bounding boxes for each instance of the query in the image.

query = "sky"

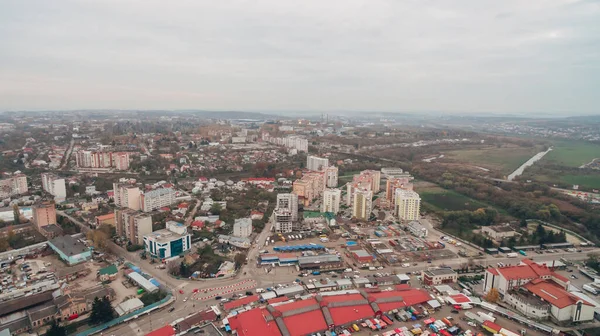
[0,0,599,115]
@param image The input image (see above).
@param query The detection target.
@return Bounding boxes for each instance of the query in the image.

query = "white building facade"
[233,218,253,238]
[141,188,175,212]
[395,189,421,221]
[321,189,341,214]
[41,173,66,201]
[307,156,329,171]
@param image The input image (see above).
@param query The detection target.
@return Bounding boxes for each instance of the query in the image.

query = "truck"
[506,252,518,258]
[583,284,598,295]
[518,250,527,256]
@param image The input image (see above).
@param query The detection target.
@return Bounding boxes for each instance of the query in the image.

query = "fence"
[75,294,173,336]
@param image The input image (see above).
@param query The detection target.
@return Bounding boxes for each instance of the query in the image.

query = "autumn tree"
[12,204,20,224]
[484,288,500,303]
[87,229,109,250]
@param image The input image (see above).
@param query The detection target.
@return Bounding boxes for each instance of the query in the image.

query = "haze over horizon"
[1,0,599,114]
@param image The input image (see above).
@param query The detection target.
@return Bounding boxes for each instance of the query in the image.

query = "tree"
[45,320,67,336]
[520,219,528,228]
[0,237,9,252]
[210,203,222,215]
[484,288,500,303]
[87,230,109,250]
[89,296,115,325]
[12,204,20,224]
[234,252,247,269]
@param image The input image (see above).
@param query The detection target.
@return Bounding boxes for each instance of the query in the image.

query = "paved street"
[59,210,600,336]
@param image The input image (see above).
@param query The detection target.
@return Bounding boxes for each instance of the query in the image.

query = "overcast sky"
[0,0,599,114]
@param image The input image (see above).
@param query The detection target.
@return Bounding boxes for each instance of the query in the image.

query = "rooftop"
[297,254,341,265]
[424,268,457,277]
[228,308,281,336]
[487,225,515,233]
[524,279,592,309]
[49,235,90,256]
[145,229,187,243]
[223,295,260,311]
[145,325,175,336]
[98,264,118,276]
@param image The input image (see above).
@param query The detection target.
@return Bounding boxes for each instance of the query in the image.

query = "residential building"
[385,177,414,209]
[233,218,252,238]
[292,171,325,206]
[276,193,298,222]
[274,209,293,233]
[97,264,118,282]
[381,167,414,179]
[115,209,153,245]
[217,235,251,249]
[41,173,66,202]
[346,170,380,206]
[141,188,175,212]
[95,213,115,227]
[307,155,329,171]
[395,189,421,221]
[144,229,191,259]
[422,268,458,285]
[113,152,130,170]
[352,188,373,220]
[32,202,58,236]
[75,150,129,170]
[0,174,28,199]
[321,189,341,214]
[113,183,141,210]
[407,221,428,238]
[482,225,517,241]
[48,235,92,265]
[324,166,338,188]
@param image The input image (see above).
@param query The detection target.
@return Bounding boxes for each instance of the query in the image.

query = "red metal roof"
[145,325,175,336]
[322,293,364,303]
[275,298,318,312]
[223,295,260,311]
[283,309,327,336]
[228,308,281,336]
[329,304,374,326]
[371,289,431,311]
[268,296,291,304]
[449,294,471,304]
[483,320,502,333]
[524,279,592,309]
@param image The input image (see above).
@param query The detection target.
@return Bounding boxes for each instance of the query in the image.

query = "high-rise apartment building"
[385,177,414,209]
[274,193,299,233]
[321,189,341,214]
[346,170,380,206]
[292,171,325,206]
[276,193,298,221]
[113,183,141,210]
[0,174,28,199]
[75,151,130,170]
[307,156,329,171]
[41,173,67,201]
[140,188,176,212]
[115,209,153,245]
[352,189,373,221]
[324,166,338,188]
[113,152,130,170]
[395,189,421,221]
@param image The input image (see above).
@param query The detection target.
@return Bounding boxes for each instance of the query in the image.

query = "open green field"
[560,175,600,189]
[416,185,491,212]
[445,145,542,175]
[544,141,600,167]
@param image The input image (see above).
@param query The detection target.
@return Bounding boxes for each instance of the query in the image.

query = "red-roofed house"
[191,220,205,231]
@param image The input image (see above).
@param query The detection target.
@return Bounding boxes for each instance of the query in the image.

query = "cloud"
[0,0,598,114]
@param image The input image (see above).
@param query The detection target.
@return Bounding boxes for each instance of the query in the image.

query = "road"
[60,138,75,170]
[184,201,201,226]
[62,209,600,336]
[507,147,553,181]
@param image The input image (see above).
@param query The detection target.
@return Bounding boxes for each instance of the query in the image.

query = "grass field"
[560,175,600,189]
[445,145,542,175]
[416,184,490,212]
[544,141,600,167]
